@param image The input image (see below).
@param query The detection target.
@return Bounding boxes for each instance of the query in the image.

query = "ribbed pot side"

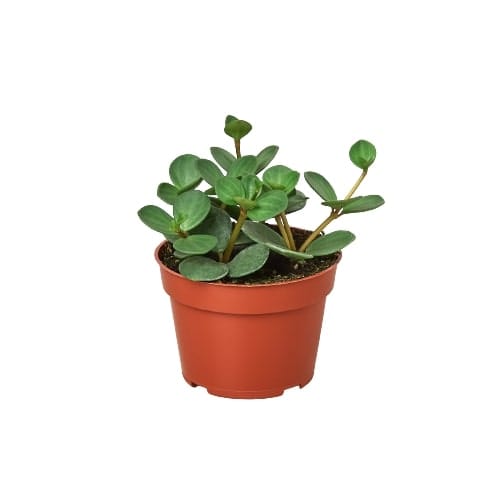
[155,242,340,398]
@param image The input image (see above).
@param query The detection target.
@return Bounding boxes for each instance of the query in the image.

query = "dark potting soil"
[158,226,340,285]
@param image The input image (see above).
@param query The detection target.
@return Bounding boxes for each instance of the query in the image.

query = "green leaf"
[341,195,385,213]
[225,115,238,125]
[241,175,263,200]
[304,171,337,201]
[179,256,229,281]
[247,190,288,221]
[205,187,216,195]
[228,244,270,278]
[157,183,178,205]
[191,206,232,252]
[173,234,218,255]
[306,230,356,256]
[256,145,279,173]
[286,190,308,214]
[215,177,245,206]
[242,220,285,246]
[228,155,258,178]
[242,221,312,260]
[173,190,211,231]
[263,165,300,194]
[265,242,314,260]
[210,147,236,171]
[349,140,376,169]
[224,119,252,140]
[321,199,352,209]
[169,154,202,190]
[138,205,178,240]
[173,250,190,259]
[197,159,223,187]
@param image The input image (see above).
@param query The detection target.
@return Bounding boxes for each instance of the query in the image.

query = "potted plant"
[138,115,384,398]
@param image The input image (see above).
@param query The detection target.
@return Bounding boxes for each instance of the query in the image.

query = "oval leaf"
[242,220,285,246]
[304,171,337,202]
[306,230,356,256]
[169,154,202,190]
[342,195,385,213]
[191,206,232,252]
[247,190,288,221]
[173,234,217,255]
[228,155,258,178]
[256,145,279,173]
[210,147,236,171]
[321,199,351,209]
[224,119,252,140]
[179,256,229,281]
[173,190,211,231]
[241,175,263,201]
[286,190,308,214]
[157,183,179,205]
[263,165,300,194]
[215,177,245,206]
[173,250,190,259]
[138,205,178,240]
[228,244,270,278]
[266,242,314,260]
[197,159,223,187]
[349,140,376,169]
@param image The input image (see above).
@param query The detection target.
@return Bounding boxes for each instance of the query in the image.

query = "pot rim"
[154,240,342,289]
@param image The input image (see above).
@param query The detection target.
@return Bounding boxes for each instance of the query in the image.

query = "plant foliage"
[139,116,384,281]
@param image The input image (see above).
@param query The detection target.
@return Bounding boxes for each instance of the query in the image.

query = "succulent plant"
[138,116,384,281]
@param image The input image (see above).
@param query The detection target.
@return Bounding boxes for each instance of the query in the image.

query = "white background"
[1,1,499,498]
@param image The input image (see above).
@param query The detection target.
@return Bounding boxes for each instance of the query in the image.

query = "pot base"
[183,374,314,399]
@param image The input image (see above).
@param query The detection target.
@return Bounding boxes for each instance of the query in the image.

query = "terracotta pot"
[155,242,341,398]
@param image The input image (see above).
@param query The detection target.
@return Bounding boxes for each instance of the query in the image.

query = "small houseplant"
[138,115,384,398]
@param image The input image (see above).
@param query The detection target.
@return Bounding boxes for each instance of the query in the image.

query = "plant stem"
[222,208,247,262]
[280,212,296,250]
[344,169,368,200]
[298,210,339,252]
[235,139,241,159]
[298,169,369,253]
[275,215,291,249]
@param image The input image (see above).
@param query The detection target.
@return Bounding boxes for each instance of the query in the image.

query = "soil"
[158,226,341,285]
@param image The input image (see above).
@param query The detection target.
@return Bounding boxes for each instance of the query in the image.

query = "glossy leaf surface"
[242,220,285,246]
[224,119,252,140]
[263,165,300,194]
[304,171,337,201]
[349,140,376,169]
[197,159,223,187]
[169,154,201,190]
[256,145,279,173]
[228,244,270,278]
[228,155,258,178]
[210,147,236,171]
[341,195,385,213]
[286,190,308,213]
[247,190,288,221]
[138,205,178,239]
[215,177,245,206]
[157,183,178,205]
[191,206,232,252]
[173,234,218,255]
[179,256,229,281]
[306,230,355,256]
[173,190,211,231]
